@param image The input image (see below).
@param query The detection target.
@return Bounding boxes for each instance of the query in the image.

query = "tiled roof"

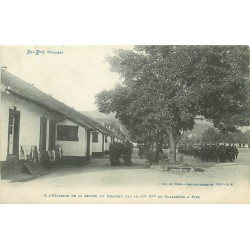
[1,69,122,138]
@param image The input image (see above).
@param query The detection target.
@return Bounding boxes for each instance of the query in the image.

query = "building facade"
[1,69,124,168]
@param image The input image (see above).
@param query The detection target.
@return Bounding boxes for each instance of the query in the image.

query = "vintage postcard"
[0,45,249,204]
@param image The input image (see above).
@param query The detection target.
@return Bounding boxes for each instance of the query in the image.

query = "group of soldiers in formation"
[109,140,134,166]
[178,144,239,162]
[109,140,240,165]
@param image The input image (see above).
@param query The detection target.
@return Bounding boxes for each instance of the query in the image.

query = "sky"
[0,46,133,111]
[1,45,249,132]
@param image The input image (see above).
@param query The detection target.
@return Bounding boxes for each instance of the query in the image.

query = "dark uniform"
[114,142,122,165]
[123,140,133,166]
[155,143,163,162]
[109,142,115,166]
[178,144,239,163]
[138,143,144,159]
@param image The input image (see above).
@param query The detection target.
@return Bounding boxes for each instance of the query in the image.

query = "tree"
[201,127,219,144]
[244,130,250,145]
[95,46,250,161]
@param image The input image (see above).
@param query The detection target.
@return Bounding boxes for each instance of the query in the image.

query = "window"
[9,116,14,134]
[92,132,99,143]
[57,125,79,141]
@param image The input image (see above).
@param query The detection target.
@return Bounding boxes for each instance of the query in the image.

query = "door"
[49,120,56,150]
[86,130,91,160]
[8,109,20,156]
[102,134,105,154]
[8,115,15,154]
[39,117,47,151]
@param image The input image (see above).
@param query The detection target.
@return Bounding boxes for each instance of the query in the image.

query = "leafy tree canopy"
[95,46,250,160]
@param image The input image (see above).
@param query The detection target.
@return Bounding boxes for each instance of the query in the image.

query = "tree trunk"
[169,126,176,162]
[155,130,159,162]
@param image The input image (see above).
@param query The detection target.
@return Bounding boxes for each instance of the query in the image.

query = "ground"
[3,148,249,187]
[1,148,249,203]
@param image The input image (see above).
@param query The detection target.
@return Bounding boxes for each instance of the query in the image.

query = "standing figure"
[123,140,133,166]
[114,142,122,165]
[155,143,163,162]
[55,144,63,165]
[234,146,239,160]
[109,142,115,166]
[138,143,144,159]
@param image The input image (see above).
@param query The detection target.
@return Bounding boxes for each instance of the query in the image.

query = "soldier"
[219,145,227,162]
[114,142,123,165]
[123,140,133,166]
[230,145,235,162]
[155,143,163,162]
[109,142,115,166]
[138,143,144,159]
[234,146,239,160]
[179,143,240,163]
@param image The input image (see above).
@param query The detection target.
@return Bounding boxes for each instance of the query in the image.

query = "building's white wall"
[55,119,87,157]
[0,92,62,161]
[92,131,104,153]
[0,95,9,161]
[89,131,92,155]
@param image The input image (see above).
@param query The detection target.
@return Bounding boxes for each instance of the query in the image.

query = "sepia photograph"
[0,45,250,203]
[1,2,250,250]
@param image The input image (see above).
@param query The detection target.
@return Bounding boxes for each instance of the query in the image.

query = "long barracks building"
[0,69,124,167]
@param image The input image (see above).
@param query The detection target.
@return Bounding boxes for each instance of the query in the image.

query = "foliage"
[200,127,220,144]
[187,127,250,144]
[95,46,250,161]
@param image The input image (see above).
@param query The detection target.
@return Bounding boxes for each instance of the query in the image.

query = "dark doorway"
[39,117,47,151]
[86,130,91,160]
[8,108,20,157]
[49,119,56,150]
[102,134,105,154]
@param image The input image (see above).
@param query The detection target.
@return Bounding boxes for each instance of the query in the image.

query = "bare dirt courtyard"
[1,148,249,204]
[2,148,249,187]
